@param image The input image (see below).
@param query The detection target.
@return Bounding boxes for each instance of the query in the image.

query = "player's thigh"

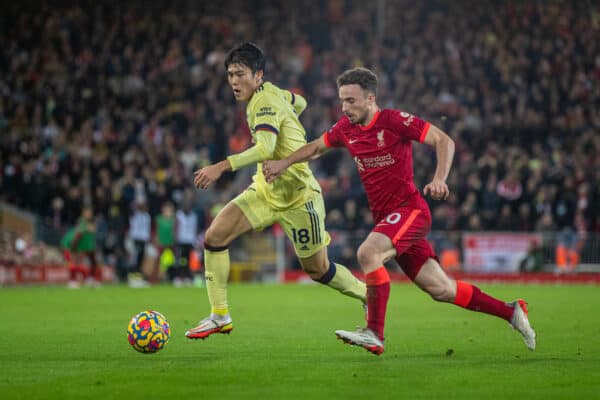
[206,198,254,246]
[372,205,433,277]
[278,194,331,260]
[231,187,278,231]
[395,238,438,280]
[373,207,431,250]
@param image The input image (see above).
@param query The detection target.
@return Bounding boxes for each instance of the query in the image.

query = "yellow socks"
[204,247,231,316]
[318,262,366,302]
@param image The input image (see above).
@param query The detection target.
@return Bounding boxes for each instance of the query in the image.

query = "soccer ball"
[127,310,171,353]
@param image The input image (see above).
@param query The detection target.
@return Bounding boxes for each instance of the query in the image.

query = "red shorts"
[372,199,437,280]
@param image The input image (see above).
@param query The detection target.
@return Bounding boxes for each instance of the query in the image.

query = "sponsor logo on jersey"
[256,107,276,117]
[354,156,365,172]
[355,153,395,170]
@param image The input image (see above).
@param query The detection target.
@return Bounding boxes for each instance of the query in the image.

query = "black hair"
[224,42,265,74]
[336,67,378,96]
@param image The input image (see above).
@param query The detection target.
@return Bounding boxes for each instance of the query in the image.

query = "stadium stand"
[0,1,598,279]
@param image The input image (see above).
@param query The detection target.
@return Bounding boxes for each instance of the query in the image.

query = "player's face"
[227,63,263,102]
[339,84,374,125]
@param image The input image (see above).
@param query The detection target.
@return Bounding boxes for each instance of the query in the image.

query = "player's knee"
[357,245,380,270]
[204,226,228,248]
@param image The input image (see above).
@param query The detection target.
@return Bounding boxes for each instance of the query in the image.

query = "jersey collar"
[359,110,381,131]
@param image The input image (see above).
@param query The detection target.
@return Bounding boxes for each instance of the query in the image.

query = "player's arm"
[292,93,307,116]
[284,90,307,116]
[422,124,455,200]
[193,130,277,190]
[262,136,329,183]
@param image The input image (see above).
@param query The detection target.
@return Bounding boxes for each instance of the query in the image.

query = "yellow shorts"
[232,187,331,258]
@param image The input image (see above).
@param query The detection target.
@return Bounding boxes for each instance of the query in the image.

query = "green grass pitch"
[1,283,599,399]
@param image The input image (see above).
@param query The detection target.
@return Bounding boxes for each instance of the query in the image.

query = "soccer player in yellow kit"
[185,42,366,339]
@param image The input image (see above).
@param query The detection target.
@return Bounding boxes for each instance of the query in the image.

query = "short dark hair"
[224,42,265,74]
[336,67,378,96]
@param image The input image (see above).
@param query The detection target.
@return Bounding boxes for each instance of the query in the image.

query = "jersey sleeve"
[282,90,307,116]
[322,119,346,148]
[250,94,284,135]
[227,130,277,171]
[390,110,431,142]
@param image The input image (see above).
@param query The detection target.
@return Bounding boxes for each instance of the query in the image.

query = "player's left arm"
[284,90,307,116]
[422,124,455,200]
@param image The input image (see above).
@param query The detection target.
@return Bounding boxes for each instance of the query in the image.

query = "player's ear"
[254,69,264,83]
[367,92,376,105]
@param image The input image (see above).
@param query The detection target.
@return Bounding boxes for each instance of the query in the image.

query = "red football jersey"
[323,109,430,222]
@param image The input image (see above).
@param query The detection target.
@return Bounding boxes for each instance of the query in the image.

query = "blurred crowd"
[0,228,63,267]
[0,1,599,271]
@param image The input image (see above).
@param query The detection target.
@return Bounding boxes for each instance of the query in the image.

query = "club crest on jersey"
[377,130,385,147]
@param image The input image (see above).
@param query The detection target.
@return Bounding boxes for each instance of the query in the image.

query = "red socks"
[366,267,390,340]
[454,281,514,321]
[365,274,513,341]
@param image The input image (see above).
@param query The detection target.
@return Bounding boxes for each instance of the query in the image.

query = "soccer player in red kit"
[263,67,536,355]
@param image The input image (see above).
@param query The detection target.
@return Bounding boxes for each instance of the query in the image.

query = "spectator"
[0,1,597,270]
[175,199,199,286]
[60,207,98,288]
[127,200,151,287]
[153,201,176,283]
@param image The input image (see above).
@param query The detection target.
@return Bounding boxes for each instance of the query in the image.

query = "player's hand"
[423,179,449,200]
[262,159,289,183]
[194,164,224,190]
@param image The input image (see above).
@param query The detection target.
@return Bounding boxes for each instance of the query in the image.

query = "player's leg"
[357,232,395,337]
[335,204,436,354]
[288,194,366,302]
[181,243,194,283]
[151,246,162,284]
[128,240,148,287]
[85,251,100,286]
[185,201,252,339]
[64,249,80,288]
[204,203,252,309]
[334,231,395,355]
[298,247,366,302]
[403,246,536,350]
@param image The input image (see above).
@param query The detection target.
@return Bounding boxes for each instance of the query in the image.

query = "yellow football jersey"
[246,82,320,210]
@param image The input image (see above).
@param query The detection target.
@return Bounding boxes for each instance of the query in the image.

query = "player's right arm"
[193,129,277,189]
[262,136,329,183]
